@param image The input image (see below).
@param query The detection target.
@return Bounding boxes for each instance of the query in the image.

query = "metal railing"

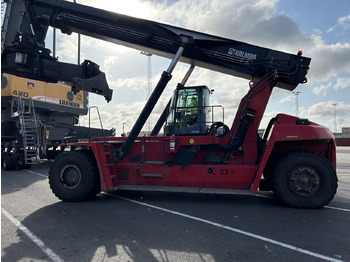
[88,106,106,143]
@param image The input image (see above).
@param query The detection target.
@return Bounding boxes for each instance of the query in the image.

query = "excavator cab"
[164,85,211,135]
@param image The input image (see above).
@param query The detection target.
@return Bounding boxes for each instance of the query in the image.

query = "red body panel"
[266,114,336,168]
[267,114,335,145]
[63,83,336,193]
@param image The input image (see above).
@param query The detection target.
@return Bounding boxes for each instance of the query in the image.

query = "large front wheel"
[49,150,100,202]
[271,150,337,208]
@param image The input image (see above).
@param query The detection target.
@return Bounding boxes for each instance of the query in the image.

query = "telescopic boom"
[2,0,310,96]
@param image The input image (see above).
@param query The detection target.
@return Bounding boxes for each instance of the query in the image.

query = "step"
[24,130,37,133]
[25,148,38,151]
[25,155,38,158]
[25,145,37,149]
[25,146,37,149]
[116,185,251,195]
[24,130,37,137]
[26,156,38,160]
[144,161,169,165]
[23,123,35,126]
[25,141,37,144]
[142,174,163,178]
[26,153,38,156]
[25,150,38,154]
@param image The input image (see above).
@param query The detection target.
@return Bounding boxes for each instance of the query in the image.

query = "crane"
[1,0,337,208]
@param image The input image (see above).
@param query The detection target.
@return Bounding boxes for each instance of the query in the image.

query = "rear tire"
[49,150,100,202]
[271,150,337,208]
[3,156,17,170]
[3,156,13,170]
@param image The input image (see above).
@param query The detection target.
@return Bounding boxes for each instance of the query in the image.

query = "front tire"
[271,150,337,208]
[49,150,100,202]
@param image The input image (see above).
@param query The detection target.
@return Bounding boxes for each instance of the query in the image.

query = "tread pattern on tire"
[49,150,100,202]
[271,150,338,209]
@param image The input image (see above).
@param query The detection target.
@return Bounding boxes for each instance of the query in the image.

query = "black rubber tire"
[271,150,337,208]
[49,150,100,202]
[3,156,14,170]
[3,156,18,170]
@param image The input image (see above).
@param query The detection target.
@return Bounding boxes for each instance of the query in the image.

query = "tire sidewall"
[3,156,16,170]
[273,151,337,208]
[49,151,98,201]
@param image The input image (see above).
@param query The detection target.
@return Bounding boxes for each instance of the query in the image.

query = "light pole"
[141,51,152,134]
[122,123,130,137]
[331,103,338,132]
[292,91,301,117]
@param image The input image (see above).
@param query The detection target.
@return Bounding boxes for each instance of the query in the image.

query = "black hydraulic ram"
[114,45,186,161]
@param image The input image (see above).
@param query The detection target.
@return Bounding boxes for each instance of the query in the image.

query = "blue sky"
[272,0,350,132]
[15,0,350,134]
[276,0,350,43]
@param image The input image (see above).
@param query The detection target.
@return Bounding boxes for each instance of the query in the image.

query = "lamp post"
[122,123,130,137]
[141,51,152,134]
[331,102,338,132]
[292,91,301,117]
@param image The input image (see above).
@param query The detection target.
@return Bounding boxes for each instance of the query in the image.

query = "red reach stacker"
[3,0,337,208]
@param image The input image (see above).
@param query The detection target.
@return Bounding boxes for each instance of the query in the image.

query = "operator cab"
[165,85,209,135]
[164,84,225,136]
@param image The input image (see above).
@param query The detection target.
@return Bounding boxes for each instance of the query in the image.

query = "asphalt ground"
[1,147,350,262]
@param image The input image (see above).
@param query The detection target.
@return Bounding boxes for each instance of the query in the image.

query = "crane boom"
[2,0,310,94]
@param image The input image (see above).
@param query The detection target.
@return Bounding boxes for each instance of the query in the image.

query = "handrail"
[167,105,225,126]
[88,106,106,143]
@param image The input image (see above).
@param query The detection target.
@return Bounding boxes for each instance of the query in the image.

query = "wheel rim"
[60,165,82,189]
[288,166,321,196]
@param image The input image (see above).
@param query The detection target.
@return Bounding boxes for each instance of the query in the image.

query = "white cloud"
[300,101,350,119]
[338,14,350,25]
[306,40,350,83]
[327,13,350,33]
[79,0,151,19]
[312,82,332,96]
[278,95,293,104]
[50,0,350,132]
[334,77,350,90]
[55,33,80,63]
[151,1,350,85]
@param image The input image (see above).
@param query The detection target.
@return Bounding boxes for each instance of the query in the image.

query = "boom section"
[23,0,310,90]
